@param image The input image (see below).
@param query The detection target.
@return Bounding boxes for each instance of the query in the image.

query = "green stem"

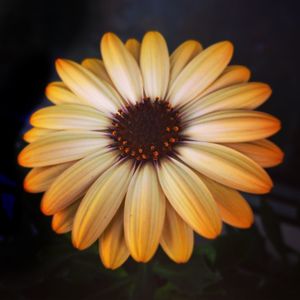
[131,263,156,300]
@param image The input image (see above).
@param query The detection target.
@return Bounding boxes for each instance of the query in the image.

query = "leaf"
[259,200,287,258]
[154,282,187,300]
[129,263,157,300]
[153,251,221,295]
[202,243,217,264]
[211,226,265,269]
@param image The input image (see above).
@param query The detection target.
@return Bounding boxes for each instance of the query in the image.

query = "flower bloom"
[18,31,283,269]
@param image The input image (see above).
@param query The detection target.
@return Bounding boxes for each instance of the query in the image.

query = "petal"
[140,31,170,100]
[72,159,134,250]
[24,161,74,193]
[125,38,141,63]
[169,40,202,85]
[160,201,194,263]
[124,163,166,262]
[199,176,254,228]
[52,201,80,234]
[199,65,251,98]
[157,157,222,238]
[99,205,130,269]
[177,142,273,194]
[101,33,143,104]
[18,131,110,167]
[56,59,123,113]
[184,109,281,143]
[23,127,56,143]
[223,139,284,168]
[183,82,272,121]
[81,58,113,84]
[30,104,110,130]
[41,149,118,215]
[45,82,82,105]
[167,41,234,107]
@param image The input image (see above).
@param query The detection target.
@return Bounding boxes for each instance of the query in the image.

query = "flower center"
[109,98,182,161]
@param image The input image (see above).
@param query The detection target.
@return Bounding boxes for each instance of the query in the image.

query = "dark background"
[0,0,300,299]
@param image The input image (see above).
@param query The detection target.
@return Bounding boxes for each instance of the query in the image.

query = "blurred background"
[0,0,299,299]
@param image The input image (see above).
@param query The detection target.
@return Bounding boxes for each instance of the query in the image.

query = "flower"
[18,31,283,269]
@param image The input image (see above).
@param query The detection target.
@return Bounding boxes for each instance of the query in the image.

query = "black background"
[0,0,300,299]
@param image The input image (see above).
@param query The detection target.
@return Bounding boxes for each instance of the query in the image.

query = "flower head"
[18,31,283,269]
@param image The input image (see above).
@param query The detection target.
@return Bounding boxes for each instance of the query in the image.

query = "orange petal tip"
[44,82,52,94]
[55,58,69,70]
[40,199,53,216]
[55,58,63,64]
[17,151,26,167]
[102,32,117,42]
[218,40,234,50]
[23,180,29,192]
[71,236,87,250]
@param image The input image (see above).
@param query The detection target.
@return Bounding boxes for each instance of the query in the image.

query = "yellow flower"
[18,31,283,269]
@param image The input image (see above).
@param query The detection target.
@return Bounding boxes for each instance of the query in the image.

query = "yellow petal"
[99,205,130,269]
[23,127,56,143]
[72,159,134,250]
[56,59,123,113]
[160,202,194,263]
[41,149,118,215]
[157,157,222,239]
[125,38,141,63]
[45,82,82,105]
[184,109,281,143]
[81,58,113,84]
[24,161,74,193]
[18,131,110,168]
[52,201,80,234]
[223,139,284,168]
[30,104,110,130]
[183,82,272,121]
[200,176,254,228]
[140,31,170,100]
[199,65,251,98]
[177,142,273,194]
[124,163,166,262]
[169,40,202,85]
[101,32,143,104]
[167,41,233,107]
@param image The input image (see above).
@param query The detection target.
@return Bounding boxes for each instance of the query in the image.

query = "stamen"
[153,151,159,157]
[109,99,182,162]
[124,147,130,154]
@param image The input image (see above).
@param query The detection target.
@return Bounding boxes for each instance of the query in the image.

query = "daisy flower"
[18,31,283,269]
